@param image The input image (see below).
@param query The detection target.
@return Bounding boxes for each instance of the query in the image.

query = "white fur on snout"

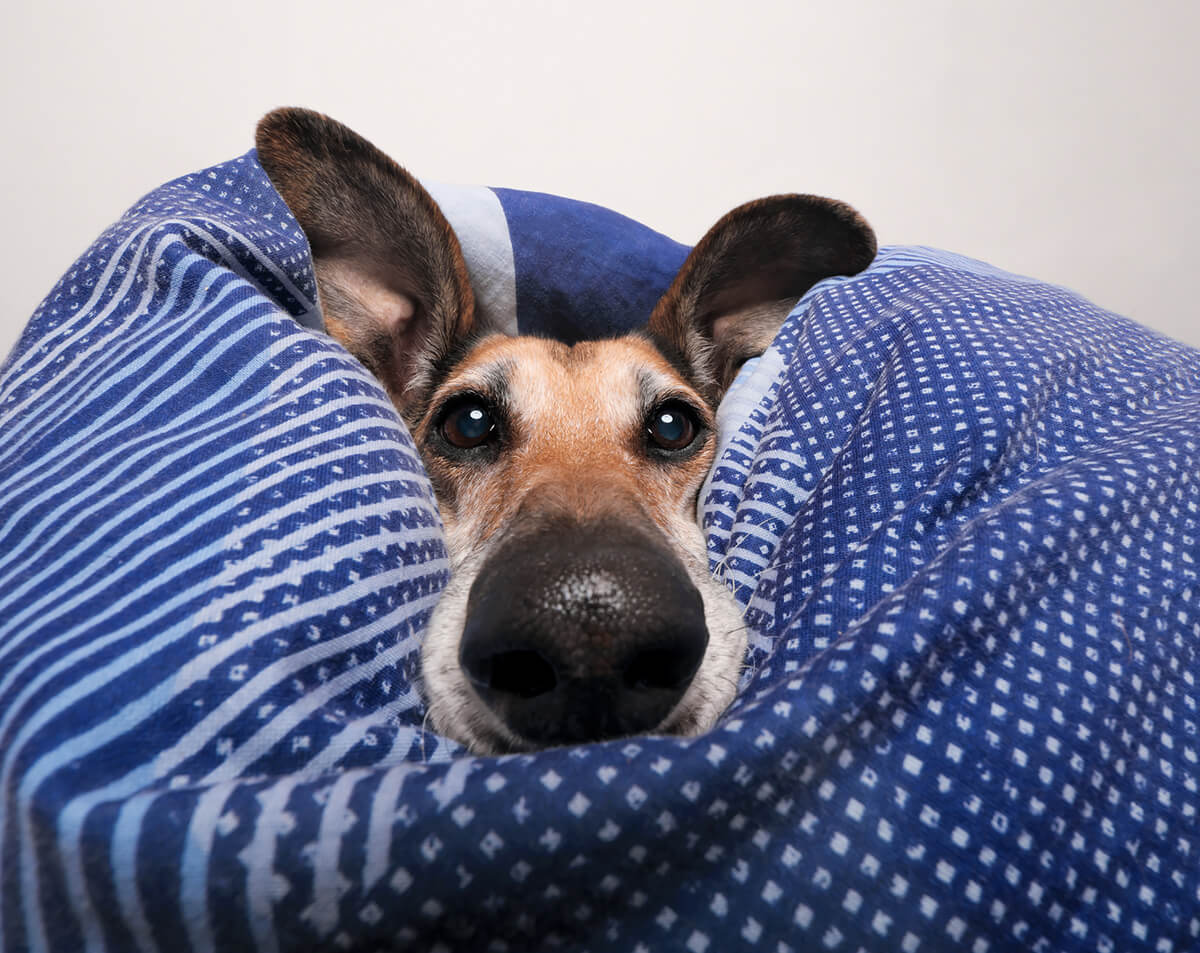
[420,543,526,754]
[652,515,747,739]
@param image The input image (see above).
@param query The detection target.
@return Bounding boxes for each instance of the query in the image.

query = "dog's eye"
[441,400,496,449]
[647,402,699,452]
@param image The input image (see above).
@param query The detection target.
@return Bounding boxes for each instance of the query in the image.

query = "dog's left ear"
[647,195,876,399]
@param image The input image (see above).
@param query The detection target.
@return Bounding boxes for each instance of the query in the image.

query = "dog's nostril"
[470,649,558,699]
[623,642,705,693]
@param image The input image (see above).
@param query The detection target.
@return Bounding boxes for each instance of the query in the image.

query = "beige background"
[2,1,1197,359]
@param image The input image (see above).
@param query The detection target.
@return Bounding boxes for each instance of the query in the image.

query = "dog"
[255,108,876,754]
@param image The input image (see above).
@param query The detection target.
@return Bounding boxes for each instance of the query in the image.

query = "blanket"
[2,150,1199,953]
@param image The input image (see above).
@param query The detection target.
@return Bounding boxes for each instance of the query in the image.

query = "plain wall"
[3,0,1197,359]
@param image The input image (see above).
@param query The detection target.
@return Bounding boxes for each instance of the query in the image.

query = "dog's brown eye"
[647,403,698,452]
[441,401,496,449]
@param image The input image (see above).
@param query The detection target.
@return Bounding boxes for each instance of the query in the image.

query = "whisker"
[418,703,440,763]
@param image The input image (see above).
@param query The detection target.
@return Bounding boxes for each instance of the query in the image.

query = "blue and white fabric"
[2,149,1198,953]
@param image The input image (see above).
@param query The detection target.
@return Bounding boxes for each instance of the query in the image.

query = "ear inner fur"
[255,107,476,416]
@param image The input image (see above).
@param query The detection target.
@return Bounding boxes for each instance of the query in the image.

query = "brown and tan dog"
[256,108,876,753]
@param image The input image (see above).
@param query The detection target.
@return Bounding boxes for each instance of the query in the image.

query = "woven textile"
[2,151,1198,952]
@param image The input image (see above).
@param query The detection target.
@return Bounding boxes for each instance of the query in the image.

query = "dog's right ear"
[255,108,475,419]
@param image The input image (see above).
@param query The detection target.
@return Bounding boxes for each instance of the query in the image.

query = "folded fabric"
[1,150,1198,953]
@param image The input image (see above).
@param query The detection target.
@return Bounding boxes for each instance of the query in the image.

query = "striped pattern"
[4,150,1200,952]
[0,153,451,953]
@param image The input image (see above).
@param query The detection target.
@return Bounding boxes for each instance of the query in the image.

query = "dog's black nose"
[459,526,709,747]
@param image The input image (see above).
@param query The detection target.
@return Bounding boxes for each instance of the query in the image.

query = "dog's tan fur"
[255,108,877,753]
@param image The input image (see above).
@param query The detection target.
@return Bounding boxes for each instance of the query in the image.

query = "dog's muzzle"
[458,524,709,747]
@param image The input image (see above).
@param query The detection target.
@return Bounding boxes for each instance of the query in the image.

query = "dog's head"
[256,108,876,753]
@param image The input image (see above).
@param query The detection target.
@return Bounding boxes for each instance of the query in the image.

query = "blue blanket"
[2,151,1199,953]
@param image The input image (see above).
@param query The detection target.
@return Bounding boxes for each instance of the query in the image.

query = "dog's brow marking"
[435,354,515,401]
[476,362,514,402]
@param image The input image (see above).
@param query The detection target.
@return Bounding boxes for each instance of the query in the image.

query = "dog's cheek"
[420,560,487,747]
[421,551,529,754]
[657,472,746,736]
[443,471,523,560]
[645,450,717,546]
[423,461,459,511]
[683,571,747,732]
[419,455,506,547]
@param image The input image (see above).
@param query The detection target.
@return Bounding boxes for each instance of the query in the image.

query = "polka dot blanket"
[1,149,1198,953]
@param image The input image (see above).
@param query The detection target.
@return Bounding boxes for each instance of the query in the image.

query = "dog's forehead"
[440,334,699,417]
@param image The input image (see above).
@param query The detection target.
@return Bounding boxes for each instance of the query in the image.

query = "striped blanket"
[2,150,1199,953]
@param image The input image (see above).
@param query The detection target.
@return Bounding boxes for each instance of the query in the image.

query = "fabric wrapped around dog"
[1,149,1199,953]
